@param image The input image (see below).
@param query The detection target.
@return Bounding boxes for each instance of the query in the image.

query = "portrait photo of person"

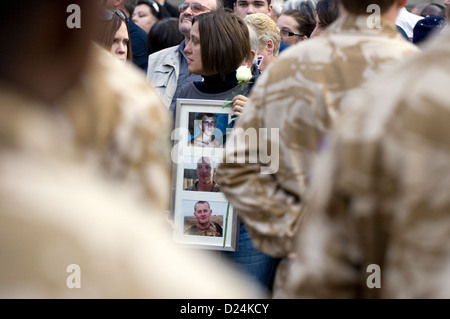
[184,200,223,237]
[188,112,228,148]
[184,156,220,192]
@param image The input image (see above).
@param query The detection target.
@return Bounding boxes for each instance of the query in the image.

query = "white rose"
[236,66,252,83]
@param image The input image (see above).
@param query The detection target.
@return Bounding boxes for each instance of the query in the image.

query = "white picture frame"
[170,99,238,251]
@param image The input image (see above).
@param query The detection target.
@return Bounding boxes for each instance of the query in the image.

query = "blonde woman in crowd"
[244,12,281,72]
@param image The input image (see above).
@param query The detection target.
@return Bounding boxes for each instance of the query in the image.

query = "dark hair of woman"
[192,9,251,79]
[136,0,171,20]
[147,17,184,55]
[316,0,339,28]
[282,9,316,38]
[284,0,316,21]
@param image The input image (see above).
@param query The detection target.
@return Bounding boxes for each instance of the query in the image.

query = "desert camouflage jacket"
[0,73,264,298]
[217,14,420,259]
[280,29,450,298]
[186,222,223,237]
[60,45,172,212]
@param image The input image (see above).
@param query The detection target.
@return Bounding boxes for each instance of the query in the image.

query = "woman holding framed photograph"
[173,9,278,293]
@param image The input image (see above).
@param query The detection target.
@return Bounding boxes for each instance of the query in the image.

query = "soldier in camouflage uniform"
[282,26,450,299]
[217,0,420,296]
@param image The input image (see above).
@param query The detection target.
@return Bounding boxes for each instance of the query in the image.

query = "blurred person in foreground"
[0,0,265,299]
[285,27,450,299]
[217,0,420,297]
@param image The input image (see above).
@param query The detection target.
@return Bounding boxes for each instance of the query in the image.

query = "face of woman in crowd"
[277,14,306,46]
[132,4,158,33]
[184,22,204,75]
[111,21,129,62]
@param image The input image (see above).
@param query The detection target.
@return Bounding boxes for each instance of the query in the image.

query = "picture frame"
[170,99,238,251]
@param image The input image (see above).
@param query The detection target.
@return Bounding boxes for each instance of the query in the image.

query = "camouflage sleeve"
[279,127,378,298]
[282,49,450,297]
[217,59,331,258]
[107,89,172,212]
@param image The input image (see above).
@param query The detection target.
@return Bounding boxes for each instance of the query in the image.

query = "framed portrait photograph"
[170,99,238,251]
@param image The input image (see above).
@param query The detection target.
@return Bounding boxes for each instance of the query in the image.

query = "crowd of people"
[2,0,450,299]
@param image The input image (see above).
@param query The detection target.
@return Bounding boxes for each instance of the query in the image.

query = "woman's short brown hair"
[316,0,339,28]
[192,10,251,79]
[341,0,397,15]
[282,9,316,38]
[97,10,132,61]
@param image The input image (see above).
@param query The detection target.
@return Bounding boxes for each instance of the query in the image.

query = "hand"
[232,94,248,118]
